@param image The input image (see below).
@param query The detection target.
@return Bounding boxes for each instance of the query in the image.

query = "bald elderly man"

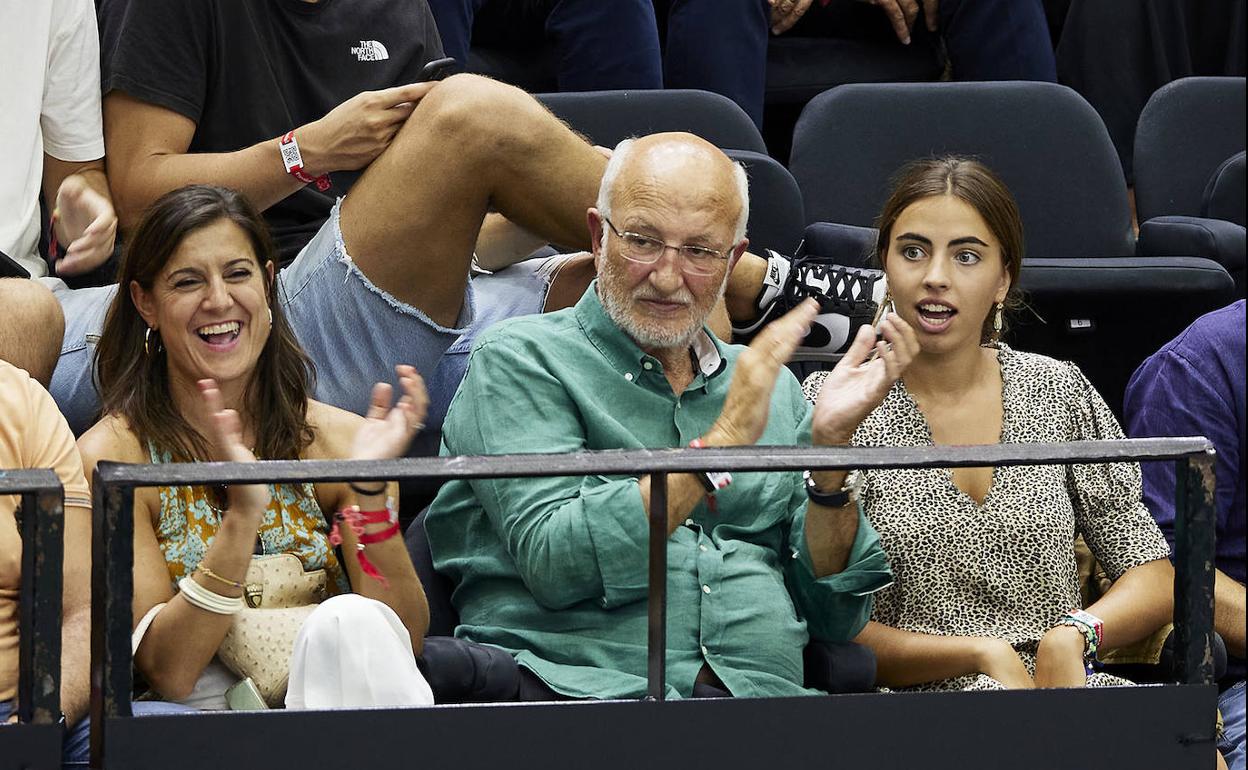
[425,133,919,700]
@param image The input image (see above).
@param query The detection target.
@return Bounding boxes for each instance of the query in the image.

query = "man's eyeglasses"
[603,217,732,277]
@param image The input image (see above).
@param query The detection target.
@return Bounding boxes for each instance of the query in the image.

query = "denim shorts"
[46,202,553,439]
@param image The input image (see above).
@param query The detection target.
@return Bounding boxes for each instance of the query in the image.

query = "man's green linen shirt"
[426,284,892,700]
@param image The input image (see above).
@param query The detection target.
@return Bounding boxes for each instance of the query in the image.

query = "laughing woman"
[77,185,433,710]
[803,157,1174,691]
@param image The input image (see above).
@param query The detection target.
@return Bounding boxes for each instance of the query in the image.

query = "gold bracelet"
[196,564,246,590]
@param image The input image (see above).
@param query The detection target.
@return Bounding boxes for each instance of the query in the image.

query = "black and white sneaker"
[733,249,887,362]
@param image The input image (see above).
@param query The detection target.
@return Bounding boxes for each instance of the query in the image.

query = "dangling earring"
[875,290,893,325]
[990,302,1004,345]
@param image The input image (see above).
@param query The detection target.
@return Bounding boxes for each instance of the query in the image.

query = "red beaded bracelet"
[329,505,400,586]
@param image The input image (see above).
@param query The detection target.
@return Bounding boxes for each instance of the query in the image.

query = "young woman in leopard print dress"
[803,158,1172,691]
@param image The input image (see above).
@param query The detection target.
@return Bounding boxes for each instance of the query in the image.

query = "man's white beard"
[597,261,729,352]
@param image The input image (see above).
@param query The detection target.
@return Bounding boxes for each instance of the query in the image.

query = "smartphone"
[224,677,269,711]
[0,249,31,279]
[417,57,457,83]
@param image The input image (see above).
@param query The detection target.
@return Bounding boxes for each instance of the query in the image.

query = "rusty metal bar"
[90,477,136,768]
[3,468,64,725]
[1172,452,1219,685]
[93,438,1214,488]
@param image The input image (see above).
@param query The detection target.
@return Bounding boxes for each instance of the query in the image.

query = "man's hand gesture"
[708,299,820,446]
[300,82,439,176]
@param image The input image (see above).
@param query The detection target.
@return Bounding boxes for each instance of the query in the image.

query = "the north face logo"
[351,40,389,61]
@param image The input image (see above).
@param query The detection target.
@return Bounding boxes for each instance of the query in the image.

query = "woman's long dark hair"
[95,185,316,462]
[873,156,1025,343]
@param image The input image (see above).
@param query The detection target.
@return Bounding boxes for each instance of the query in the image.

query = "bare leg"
[339,74,607,328]
[0,279,65,387]
[725,251,768,322]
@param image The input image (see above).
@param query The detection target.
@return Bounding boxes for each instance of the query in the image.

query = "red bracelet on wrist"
[328,505,400,587]
[279,131,332,192]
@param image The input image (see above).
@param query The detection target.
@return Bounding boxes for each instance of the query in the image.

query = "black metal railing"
[89,437,1217,766]
[0,468,65,724]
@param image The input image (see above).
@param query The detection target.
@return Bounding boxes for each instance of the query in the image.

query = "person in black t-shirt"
[82,0,609,422]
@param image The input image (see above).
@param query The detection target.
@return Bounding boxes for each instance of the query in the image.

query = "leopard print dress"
[802,345,1171,691]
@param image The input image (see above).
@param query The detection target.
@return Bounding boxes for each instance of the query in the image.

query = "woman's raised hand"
[351,365,429,462]
[197,379,271,516]
[811,311,919,445]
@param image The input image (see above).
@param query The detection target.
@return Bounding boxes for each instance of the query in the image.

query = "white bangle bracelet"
[178,576,245,615]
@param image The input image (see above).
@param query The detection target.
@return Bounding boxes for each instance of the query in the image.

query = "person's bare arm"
[473,214,549,272]
[1215,568,1246,658]
[104,93,302,232]
[1034,558,1174,688]
[805,314,919,576]
[310,367,431,653]
[77,412,266,701]
[856,621,1034,689]
[41,158,118,276]
[104,82,436,232]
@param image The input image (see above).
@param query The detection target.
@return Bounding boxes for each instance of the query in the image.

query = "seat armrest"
[1137,216,1245,277]
[798,222,877,268]
[416,636,521,703]
[803,640,877,693]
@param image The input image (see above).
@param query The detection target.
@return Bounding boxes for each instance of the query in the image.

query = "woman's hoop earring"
[144,326,160,356]
[268,307,273,327]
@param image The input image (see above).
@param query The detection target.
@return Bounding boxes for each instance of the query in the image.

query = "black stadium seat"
[789,81,1136,260]
[724,149,806,256]
[1132,77,1247,293]
[1205,151,1247,227]
[1134,77,1247,222]
[538,89,767,152]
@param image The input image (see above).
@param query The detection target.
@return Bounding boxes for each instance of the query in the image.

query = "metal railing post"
[1172,452,1218,685]
[91,477,135,769]
[15,478,64,724]
[647,472,668,701]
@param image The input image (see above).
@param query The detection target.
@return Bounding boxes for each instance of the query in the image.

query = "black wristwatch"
[803,470,864,508]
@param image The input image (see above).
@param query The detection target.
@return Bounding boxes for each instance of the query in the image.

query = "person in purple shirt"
[1125,299,1245,770]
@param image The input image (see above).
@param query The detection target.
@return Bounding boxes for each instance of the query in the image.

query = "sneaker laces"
[783,256,884,315]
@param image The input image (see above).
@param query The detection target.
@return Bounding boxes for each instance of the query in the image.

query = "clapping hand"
[811,310,919,445]
[709,299,819,446]
[198,379,271,517]
[350,365,429,462]
[53,175,118,277]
